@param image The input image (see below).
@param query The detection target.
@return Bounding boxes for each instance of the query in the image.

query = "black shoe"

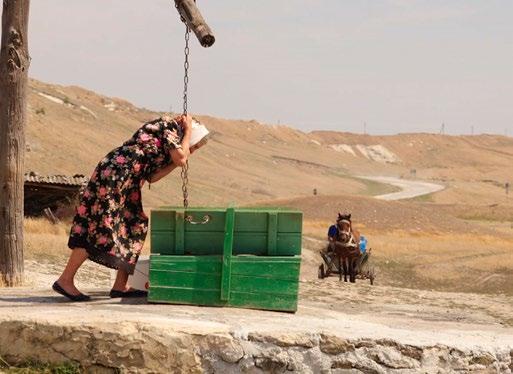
[52,281,91,302]
[109,289,148,298]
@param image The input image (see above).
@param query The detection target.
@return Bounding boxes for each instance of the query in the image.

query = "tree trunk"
[0,0,30,286]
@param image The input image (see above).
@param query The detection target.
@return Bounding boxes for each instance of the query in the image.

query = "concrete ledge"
[1,287,512,373]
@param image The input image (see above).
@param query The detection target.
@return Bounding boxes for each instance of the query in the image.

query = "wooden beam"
[174,0,215,47]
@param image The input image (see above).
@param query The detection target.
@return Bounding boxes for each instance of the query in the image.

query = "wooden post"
[0,0,31,286]
[175,0,215,47]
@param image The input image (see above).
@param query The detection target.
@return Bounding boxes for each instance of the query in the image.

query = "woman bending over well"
[53,115,204,301]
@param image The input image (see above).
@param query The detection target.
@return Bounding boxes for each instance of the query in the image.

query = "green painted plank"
[151,207,303,256]
[152,208,302,234]
[151,232,301,256]
[156,207,301,214]
[149,270,298,295]
[231,257,300,280]
[229,291,297,312]
[148,287,225,306]
[184,210,226,232]
[150,232,172,254]
[221,208,235,301]
[148,287,297,312]
[150,255,300,279]
[234,212,268,232]
[174,210,185,255]
[277,211,303,233]
[232,275,298,294]
[149,272,298,295]
[150,255,221,263]
[150,270,221,289]
[150,210,175,231]
[275,234,302,256]
[267,212,278,256]
[149,255,223,273]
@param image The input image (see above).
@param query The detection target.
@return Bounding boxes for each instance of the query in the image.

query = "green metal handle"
[185,214,211,225]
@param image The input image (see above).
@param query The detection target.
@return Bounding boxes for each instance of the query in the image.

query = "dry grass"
[11,216,513,295]
[24,217,71,258]
[23,217,151,259]
[303,220,513,295]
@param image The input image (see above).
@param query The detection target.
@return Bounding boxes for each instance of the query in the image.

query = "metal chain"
[181,161,189,208]
[181,25,191,208]
[183,24,190,116]
[175,1,192,208]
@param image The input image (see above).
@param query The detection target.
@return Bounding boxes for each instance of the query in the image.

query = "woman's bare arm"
[147,163,178,183]
[147,115,193,183]
[170,115,192,167]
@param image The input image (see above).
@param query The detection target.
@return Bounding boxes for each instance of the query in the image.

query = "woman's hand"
[176,114,193,134]
[167,114,192,167]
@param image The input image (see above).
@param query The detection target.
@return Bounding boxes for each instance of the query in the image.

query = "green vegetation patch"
[0,357,81,374]
[351,177,401,196]
[405,193,434,203]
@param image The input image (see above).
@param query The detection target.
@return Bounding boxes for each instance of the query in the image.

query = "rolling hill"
[25,78,513,210]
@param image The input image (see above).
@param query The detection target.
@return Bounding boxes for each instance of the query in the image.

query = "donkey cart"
[318,239,376,285]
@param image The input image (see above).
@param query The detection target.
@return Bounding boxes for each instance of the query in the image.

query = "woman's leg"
[112,268,130,291]
[56,248,89,295]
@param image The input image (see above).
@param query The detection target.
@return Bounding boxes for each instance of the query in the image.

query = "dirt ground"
[10,261,513,344]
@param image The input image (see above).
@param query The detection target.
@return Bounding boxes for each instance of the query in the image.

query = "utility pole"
[439,123,445,135]
[0,0,31,286]
[471,125,474,136]
[363,122,367,135]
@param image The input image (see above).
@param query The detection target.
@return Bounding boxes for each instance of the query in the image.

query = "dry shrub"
[23,217,151,257]
[24,217,70,258]
[25,217,69,236]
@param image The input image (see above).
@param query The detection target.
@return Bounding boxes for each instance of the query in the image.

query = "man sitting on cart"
[327,213,351,250]
[322,213,348,264]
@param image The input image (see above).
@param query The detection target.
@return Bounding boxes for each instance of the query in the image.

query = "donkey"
[332,213,361,282]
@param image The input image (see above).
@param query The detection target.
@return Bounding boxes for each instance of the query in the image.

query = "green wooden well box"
[148,207,302,312]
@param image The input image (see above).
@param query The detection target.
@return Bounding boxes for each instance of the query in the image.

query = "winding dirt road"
[360,176,445,200]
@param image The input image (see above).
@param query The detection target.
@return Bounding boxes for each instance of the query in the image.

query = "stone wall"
[1,321,511,373]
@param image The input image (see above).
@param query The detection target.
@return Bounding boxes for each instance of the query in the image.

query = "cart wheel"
[318,264,325,279]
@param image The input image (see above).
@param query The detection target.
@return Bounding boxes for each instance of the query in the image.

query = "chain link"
[175,1,192,208]
[181,160,189,208]
[183,25,190,116]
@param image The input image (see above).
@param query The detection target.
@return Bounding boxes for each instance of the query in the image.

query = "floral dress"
[68,117,183,274]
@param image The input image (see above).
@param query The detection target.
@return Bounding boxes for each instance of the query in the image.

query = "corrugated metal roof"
[24,172,88,186]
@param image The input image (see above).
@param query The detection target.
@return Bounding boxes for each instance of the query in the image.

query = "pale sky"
[22,1,513,135]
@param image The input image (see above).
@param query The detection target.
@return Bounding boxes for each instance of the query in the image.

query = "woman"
[53,114,203,301]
